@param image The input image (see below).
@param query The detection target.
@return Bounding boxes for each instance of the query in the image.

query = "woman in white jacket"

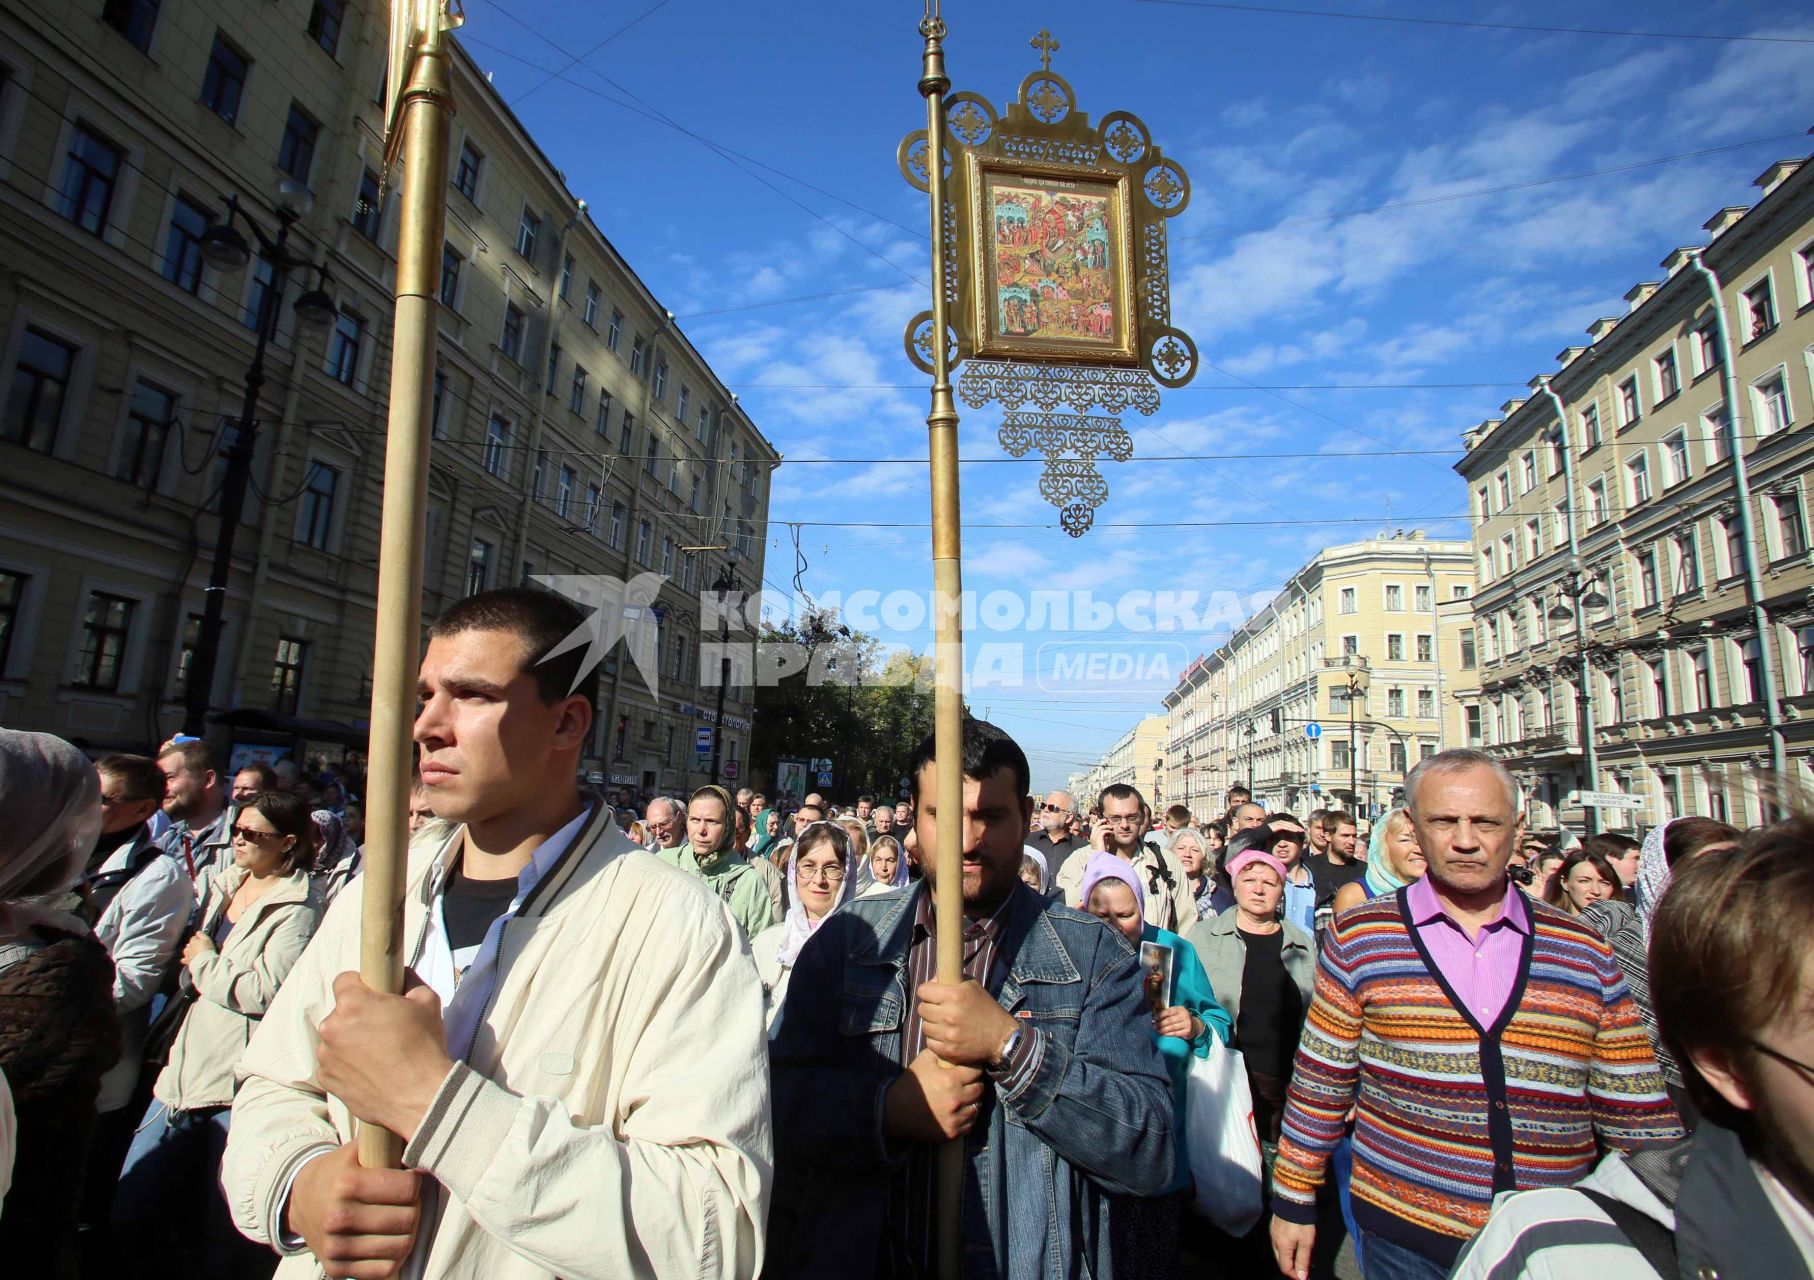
[112,789,324,1279]
[750,822,855,1035]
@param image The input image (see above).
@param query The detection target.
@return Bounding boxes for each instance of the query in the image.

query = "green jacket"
[656,842,778,940]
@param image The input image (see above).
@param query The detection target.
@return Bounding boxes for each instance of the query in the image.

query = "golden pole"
[357,8,454,1170]
[917,9,965,1279]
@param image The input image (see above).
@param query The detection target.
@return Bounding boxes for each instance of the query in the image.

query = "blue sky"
[455,0,1814,789]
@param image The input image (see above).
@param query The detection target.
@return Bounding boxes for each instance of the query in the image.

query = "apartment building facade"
[1071,714,1165,809]
[0,0,777,793]
[1161,533,1477,820]
[1456,157,1814,831]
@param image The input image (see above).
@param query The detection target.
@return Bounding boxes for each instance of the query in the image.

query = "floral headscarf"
[1637,819,1673,945]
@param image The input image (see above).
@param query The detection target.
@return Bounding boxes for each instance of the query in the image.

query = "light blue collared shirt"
[1282,867,1317,936]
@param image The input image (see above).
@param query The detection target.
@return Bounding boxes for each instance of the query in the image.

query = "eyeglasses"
[1040,803,1074,814]
[798,865,846,884]
[1102,816,1141,827]
[231,825,283,844]
[1747,1038,1814,1084]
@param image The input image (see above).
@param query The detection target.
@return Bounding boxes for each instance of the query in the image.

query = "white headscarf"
[773,822,856,968]
[0,728,103,943]
[1637,819,1673,945]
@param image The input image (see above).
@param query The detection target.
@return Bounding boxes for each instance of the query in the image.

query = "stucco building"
[1072,713,1166,809]
[0,0,776,792]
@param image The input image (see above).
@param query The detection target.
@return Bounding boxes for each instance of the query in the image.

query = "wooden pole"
[357,9,454,1170]
[917,10,966,1279]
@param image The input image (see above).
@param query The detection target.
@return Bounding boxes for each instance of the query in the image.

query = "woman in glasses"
[113,788,324,1277]
[751,822,855,1035]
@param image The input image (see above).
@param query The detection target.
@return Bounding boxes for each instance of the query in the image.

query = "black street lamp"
[708,561,739,784]
[1546,565,1610,833]
[181,182,336,737]
[1339,653,1371,815]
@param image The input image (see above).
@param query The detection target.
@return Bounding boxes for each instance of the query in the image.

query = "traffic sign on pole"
[1304,722,1322,740]
[1570,790,1645,810]
[694,726,714,758]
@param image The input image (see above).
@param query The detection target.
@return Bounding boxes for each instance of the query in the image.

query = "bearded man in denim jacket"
[768,718,1174,1278]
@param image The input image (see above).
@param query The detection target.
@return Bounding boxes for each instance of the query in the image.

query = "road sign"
[1570,790,1646,810]
[813,758,835,787]
[723,759,739,779]
[694,726,713,758]
[1304,722,1323,740]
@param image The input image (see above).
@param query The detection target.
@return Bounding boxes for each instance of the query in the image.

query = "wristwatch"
[991,1025,1023,1072]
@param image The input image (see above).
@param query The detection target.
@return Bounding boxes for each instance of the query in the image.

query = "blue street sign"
[694,726,714,757]
[1304,722,1323,740]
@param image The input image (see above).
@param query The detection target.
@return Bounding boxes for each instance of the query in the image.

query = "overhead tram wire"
[1129,0,1814,45]
[505,0,674,107]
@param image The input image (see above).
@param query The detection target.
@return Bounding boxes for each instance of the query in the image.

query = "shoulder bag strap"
[1579,1189,1677,1277]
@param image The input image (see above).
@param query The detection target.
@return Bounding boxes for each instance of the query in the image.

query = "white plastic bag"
[1184,1033,1264,1235]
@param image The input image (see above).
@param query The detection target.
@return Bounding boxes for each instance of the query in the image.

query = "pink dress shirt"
[1404,875,1531,1029]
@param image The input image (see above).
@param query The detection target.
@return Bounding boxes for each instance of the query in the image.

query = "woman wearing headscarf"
[1330,805,1428,917]
[1580,815,1739,1127]
[308,808,362,904]
[0,729,121,1277]
[654,785,778,939]
[1170,827,1225,922]
[1077,853,1229,1275]
[750,822,855,1033]
[113,788,324,1278]
[748,808,782,861]
[858,835,908,897]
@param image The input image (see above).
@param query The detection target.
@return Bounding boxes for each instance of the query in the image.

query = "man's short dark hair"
[907,717,1030,803]
[428,586,599,709]
[1323,810,1357,831]
[1225,827,1277,859]
[158,740,221,779]
[235,761,277,789]
[97,754,166,803]
[1581,832,1640,860]
[1227,784,1250,798]
[857,794,874,806]
[1097,782,1146,813]
[1266,811,1300,825]
[1164,804,1190,824]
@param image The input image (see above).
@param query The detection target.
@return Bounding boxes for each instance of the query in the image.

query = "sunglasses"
[231,825,285,844]
[1040,803,1074,813]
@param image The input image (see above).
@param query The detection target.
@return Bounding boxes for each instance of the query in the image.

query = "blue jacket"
[1139,923,1233,1195]
[768,880,1176,1279]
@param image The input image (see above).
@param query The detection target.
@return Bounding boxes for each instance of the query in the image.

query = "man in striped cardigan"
[1269,750,1684,1280]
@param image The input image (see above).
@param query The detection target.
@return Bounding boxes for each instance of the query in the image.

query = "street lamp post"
[709,562,739,784]
[1243,723,1256,800]
[181,183,337,737]
[1340,653,1371,816]
[1547,565,1610,834]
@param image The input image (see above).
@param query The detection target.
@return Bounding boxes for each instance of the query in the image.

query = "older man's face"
[1409,765,1522,899]
[1039,791,1076,835]
[1231,803,1266,832]
[645,799,681,848]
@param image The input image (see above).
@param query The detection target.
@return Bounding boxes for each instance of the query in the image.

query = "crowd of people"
[0,583,1808,1279]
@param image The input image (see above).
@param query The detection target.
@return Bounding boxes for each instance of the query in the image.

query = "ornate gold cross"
[1030,28,1059,71]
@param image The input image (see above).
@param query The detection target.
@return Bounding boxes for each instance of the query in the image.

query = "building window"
[161,193,211,292]
[306,0,344,56]
[619,412,633,457]
[607,309,622,351]
[1417,688,1435,718]
[117,379,176,489]
[1756,374,1791,436]
[1464,705,1483,745]
[1330,740,1350,770]
[267,636,306,713]
[1415,633,1433,663]
[438,243,462,306]
[58,124,123,236]
[1722,513,1745,577]
[1654,347,1679,401]
[4,327,77,453]
[583,282,599,328]
[1388,740,1407,772]
[1626,453,1651,506]
[570,366,588,415]
[500,304,525,362]
[609,501,626,549]
[1587,479,1608,527]
[690,473,702,511]
[644,433,659,477]
[200,34,249,124]
[73,592,134,690]
[278,105,318,183]
[1704,403,1732,464]
[630,336,647,376]
[1797,624,1814,694]
[1690,647,1713,711]
[1338,586,1356,614]
[1636,548,1659,607]
[1414,583,1432,612]
[1775,494,1808,559]
[556,465,574,519]
[1386,633,1405,661]
[431,370,447,438]
[1663,431,1690,487]
[1551,501,1568,548]
[1580,403,1601,450]
[454,140,482,200]
[328,311,363,385]
[1617,376,1640,427]
[545,342,561,394]
[677,384,690,422]
[295,462,337,549]
[1603,669,1624,726]
[1648,659,1669,717]
[559,253,574,300]
[531,449,547,499]
[652,360,669,400]
[515,207,540,261]
[467,539,492,595]
[351,168,382,240]
[635,519,652,565]
[102,0,161,51]
[1500,533,1515,572]
[1544,426,1565,476]
[1495,472,1511,509]
[1475,484,1490,520]
[484,414,510,477]
[1524,518,1541,562]
[0,570,24,672]
[1676,531,1700,593]
[1386,687,1406,717]
[585,483,601,532]
[1742,278,1776,341]
[1459,628,1475,669]
[1384,583,1403,611]
[1479,547,1495,583]
[1738,637,1764,703]
[1694,322,1721,375]
[595,390,613,436]
[661,538,674,576]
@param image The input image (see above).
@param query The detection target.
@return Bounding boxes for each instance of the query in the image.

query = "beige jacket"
[155,865,323,1112]
[1055,842,1196,933]
[222,805,772,1280]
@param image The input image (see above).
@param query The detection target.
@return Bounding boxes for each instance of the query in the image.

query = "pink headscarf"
[1225,846,1290,887]
[1078,853,1145,915]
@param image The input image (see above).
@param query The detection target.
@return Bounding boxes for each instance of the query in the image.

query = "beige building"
[1456,156,1814,831]
[0,0,776,792]
[1161,533,1478,820]
[1072,714,1166,809]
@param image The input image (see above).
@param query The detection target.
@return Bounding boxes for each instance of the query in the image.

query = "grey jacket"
[1183,907,1316,1027]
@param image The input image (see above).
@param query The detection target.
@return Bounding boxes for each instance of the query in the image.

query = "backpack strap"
[1579,1189,1677,1278]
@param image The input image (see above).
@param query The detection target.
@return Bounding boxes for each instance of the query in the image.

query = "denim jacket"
[768,880,1175,1279]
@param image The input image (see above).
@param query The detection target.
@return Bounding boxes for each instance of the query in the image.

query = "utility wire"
[1130,0,1814,45]
[506,0,674,107]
